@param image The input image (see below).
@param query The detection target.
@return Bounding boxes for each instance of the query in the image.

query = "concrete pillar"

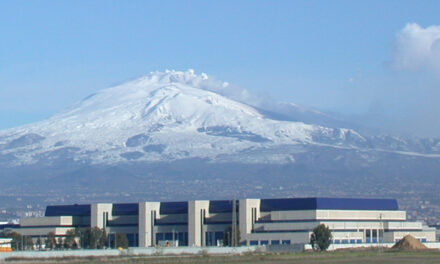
[138,202,160,247]
[91,203,113,229]
[239,199,260,244]
[188,200,210,247]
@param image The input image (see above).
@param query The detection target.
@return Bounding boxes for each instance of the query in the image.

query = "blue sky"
[1,1,440,136]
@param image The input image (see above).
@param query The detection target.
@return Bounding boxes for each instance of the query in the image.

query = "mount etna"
[1,70,439,223]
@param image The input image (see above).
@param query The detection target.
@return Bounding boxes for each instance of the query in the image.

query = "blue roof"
[45,204,91,217]
[209,200,238,213]
[260,198,398,212]
[160,201,188,214]
[0,223,20,230]
[112,203,138,216]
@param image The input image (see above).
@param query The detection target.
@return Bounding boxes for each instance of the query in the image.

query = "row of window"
[395,238,427,243]
[332,239,363,244]
[205,232,224,246]
[249,240,291,246]
[155,232,188,246]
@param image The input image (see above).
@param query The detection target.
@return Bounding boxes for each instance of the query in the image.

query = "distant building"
[0,238,12,252]
[430,225,440,242]
[1,197,436,247]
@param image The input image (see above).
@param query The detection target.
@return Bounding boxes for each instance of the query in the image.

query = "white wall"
[239,199,260,243]
[91,203,113,229]
[20,216,73,227]
[138,202,160,247]
[188,200,209,247]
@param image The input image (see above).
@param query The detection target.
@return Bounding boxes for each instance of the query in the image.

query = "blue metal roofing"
[45,204,91,217]
[0,223,20,230]
[160,201,188,214]
[112,203,138,216]
[209,200,238,213]
[260,198,398,212]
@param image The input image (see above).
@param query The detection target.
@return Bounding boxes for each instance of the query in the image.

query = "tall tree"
[64,229,78,249]
[83,227,107,249]
[45,232,57,250]
[24,236,34,250]
[4,232,23,251]
[310,224,332,251]
[36,237,42,250]
[115,233,129,249]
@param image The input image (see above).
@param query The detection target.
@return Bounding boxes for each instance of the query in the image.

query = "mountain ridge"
[1,70,440,170]
[0,70,374,167]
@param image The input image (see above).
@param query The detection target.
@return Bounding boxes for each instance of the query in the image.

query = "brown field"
[4,251,440,264]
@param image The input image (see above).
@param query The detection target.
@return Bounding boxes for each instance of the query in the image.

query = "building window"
[205,232,223,247]
[356,239,362,244]
[372,230,377,243]
[271,240,280,245]
[250,240,258,246]
[379,230,384,243]
[156,233,163,244]
[126,233,138,247]
[178,232,188,246]
[260,240,269,245]
[102,212,108,229]
[350,239,355,244]
[156,232,187,246]
[281,240,290,245]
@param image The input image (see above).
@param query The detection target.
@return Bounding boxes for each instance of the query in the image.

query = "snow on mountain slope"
[0,70,367,166]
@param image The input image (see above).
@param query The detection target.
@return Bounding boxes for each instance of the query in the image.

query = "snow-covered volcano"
[0,70,368,166]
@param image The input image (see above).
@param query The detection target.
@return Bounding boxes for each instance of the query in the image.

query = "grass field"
[5,251,440,264]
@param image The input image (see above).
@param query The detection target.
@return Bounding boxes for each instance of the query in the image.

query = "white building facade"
[1,197,436,247]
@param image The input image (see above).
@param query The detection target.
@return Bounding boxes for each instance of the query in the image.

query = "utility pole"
[232,199,237,247]
[379,213,383,254]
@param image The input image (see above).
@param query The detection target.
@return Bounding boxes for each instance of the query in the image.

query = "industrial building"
[1,197,436,247]
[0,238,12,252]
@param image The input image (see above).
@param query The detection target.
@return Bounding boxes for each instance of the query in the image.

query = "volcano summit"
[0,70,369,167]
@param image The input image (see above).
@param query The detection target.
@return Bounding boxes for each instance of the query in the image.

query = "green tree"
[45,232,57,250]
[4,231,23,250]
[222,226,240,247]
[310,224,332,251]
[63,229,78,249]
[83,227,107,249]
[24,236,34,250]
[56,237,64,249]
[36,237,42,250]
[115,233,129,249]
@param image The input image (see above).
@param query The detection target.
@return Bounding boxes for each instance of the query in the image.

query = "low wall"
[266,244,305,253]
[2,243,439,260]
[0,246,262,261]
[304,242,440,251]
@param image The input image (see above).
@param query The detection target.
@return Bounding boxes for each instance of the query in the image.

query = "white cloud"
[392,23,440,74]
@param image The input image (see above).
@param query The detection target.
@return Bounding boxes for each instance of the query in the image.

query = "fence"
[0,246,263,261]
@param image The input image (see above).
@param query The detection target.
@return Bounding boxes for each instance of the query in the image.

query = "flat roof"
[44,197,399,217]
[112,203,138,216]
[260,198,398,212]
[45,204,91,217]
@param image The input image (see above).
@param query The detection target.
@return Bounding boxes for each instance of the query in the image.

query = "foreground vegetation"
[4,250,440,264]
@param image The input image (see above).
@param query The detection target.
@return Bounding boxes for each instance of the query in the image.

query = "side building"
[1,197,436,247]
